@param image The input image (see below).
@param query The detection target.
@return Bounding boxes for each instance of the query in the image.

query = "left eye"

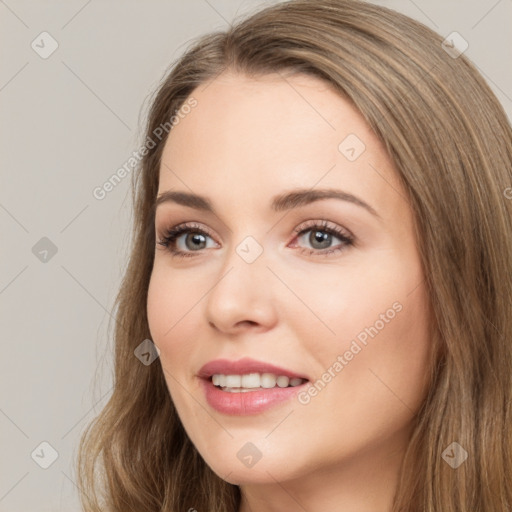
[295,227,350,251]
[290,221,354,255]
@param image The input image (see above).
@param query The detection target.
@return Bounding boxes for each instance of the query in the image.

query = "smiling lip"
[197,357,309,380]
[197,357,310,415]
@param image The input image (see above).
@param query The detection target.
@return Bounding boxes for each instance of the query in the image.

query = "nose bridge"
[204,230,277,331]
[213,232,268,301]
[217,213,269,273]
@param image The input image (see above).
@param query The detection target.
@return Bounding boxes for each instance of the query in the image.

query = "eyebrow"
[155,188,380,218]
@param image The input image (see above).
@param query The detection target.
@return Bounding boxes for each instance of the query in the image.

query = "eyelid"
[292,219,354,239]
[156,221,216,241]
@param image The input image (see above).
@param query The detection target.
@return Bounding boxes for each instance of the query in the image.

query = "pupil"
[186,233,206,250]
[311,230,331,249]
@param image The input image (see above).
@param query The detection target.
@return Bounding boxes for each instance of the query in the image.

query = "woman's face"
[147,71,432,493]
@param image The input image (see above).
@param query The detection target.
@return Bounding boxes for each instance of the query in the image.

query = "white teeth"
[211,372,307,390]
[225,375,241,387]
[261,373,277,388]
[241,373,260,388]
[276,376,290,388]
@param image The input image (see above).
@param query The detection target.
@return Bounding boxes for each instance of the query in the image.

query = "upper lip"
[198,357,309,380]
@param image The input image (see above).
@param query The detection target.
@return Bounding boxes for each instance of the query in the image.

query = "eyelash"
[156,220,354,259]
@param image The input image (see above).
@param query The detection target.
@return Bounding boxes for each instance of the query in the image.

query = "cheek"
[294,251,431,398]
[146,270,197,362]
[147,273,170,342]
[282,258,409,346]
[323,281,431,416]
[298,289,431,460]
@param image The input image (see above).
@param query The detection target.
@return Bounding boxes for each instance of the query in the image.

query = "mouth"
[197,358,310,415]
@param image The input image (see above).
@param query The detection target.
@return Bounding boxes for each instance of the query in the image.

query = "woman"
[77,0,512,510]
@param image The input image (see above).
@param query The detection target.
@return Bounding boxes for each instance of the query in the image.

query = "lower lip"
[200,377,308,415]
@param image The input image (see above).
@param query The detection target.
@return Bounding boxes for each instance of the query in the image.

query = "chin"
[216,467,284,486]
[205,454,302,486]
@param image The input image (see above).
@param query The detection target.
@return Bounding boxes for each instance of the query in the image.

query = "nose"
[204,245,278,335]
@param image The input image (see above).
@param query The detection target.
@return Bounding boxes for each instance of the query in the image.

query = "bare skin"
[147,70,432,511]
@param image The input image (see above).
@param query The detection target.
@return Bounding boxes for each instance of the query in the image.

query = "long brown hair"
[77,1,512,510]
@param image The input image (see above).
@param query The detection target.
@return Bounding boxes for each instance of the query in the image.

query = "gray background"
[1,1,511,510]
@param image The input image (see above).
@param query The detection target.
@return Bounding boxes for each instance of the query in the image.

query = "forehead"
[158,71,406,219]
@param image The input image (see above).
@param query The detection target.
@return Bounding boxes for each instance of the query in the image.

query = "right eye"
[157,222,218,258]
